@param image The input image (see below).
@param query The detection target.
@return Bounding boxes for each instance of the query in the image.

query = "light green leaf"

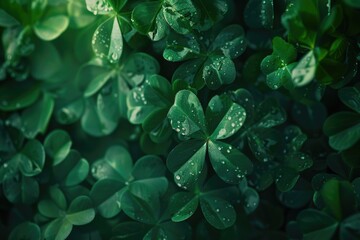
[85,0,113,15]
[91,145,133,181]
[292,51,317,87]
[34,15,69,41]
[53,150,89,186]
[44,130,72,165]
[66,196,95,225]
[92,16,123,63]
[44,218,73,240]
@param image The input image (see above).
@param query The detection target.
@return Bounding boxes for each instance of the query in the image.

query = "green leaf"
[208,140,253,184]
[320,179,357,220]
[202,56,236,90]
[112,222,150,240]
[131,1,167,41]
[255,98,287,128]
[297,209,338,240]
[0,81,41,111]
[81,97,118,136]
[21,92,54,138]
[340,213,360,240]
[121,184,159,224]
[274,166,300,192]
[9,222,41,240]
[44,130,72,165]
[210,24,246,59]
[3,174,39,204]
[244,0,274,29]
[15,140,45,177]
[127,75,172,125]
[261,37,297,89]
[200,196,236,229]
[91,145,133,181]
[66,196,95,225]
[169,192,198,222]
[172,59,206,90]
[84,71,113,97]
[277,178,313,209]
[167,140,207,189]
[90,179,125,218]
[34,15,69,41]
[53,150,89,186]
[192,0,228,30]
[44,218,72,240]
[168,90,206,137]
[162,0,199,34]
[206,95,246,140]
[92,16,123,63]
[163,32,200,62]
[292,51,317,87]
[338,86,360,113]
[344,0,360,8]
[30,41,62,80]
[85,0,113,15]
[0,9,20,27]
[323,112,360,151]
[122,52,160,86]
[132,155,166,179]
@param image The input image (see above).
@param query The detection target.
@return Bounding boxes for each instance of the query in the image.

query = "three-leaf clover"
[89,145,168,218]
[169,175,240,229]
[165,24,246,90]
[167,90,253,189]
[37,186,95,240]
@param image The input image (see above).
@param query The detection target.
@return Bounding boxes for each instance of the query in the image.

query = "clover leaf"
[37,187,95,240]
[86,0,130,63]
[76,52,159,136]
[131,0,199,40]
[324,85,360,151]
[89,145,168,218]
[169,176,239,229]
[166,25,246,90]
[260,37,297,89]
[167,90,252,189]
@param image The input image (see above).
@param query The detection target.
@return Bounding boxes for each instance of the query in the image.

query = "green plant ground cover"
[1,0,360,239]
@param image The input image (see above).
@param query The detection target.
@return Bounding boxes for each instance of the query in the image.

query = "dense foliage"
[1,0,360,239]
